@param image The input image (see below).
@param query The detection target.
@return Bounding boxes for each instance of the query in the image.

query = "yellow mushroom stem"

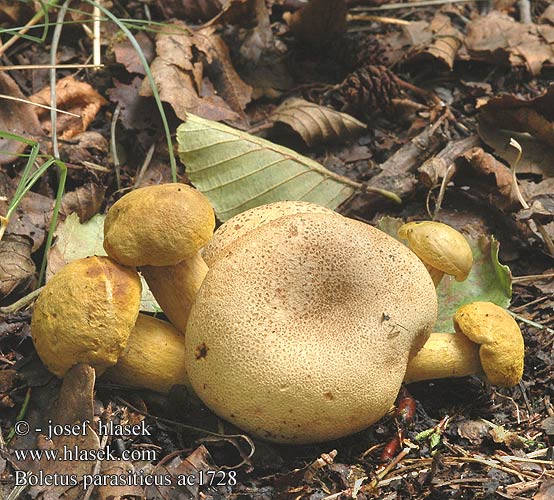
[404,302,524,388]
[141,252,208,334]
[404,332,483,383]
[424,264,445,287]
[104,313,190,394]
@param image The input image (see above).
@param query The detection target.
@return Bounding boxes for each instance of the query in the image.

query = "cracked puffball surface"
[185,211,438,444]
[31,256,142,377]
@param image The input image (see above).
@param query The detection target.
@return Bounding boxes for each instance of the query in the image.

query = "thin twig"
[133,142,156,189]
[0,94,79,117]
[50,0,72,160]
[347,14,411,25]
[115,396,255,469]
[110,104,121,189]
[92,6,101,66]
[0,64,103,71]
[350,0,476,12]
[506,310,554,336]
[512,273,554,283]
[0,287,43,314]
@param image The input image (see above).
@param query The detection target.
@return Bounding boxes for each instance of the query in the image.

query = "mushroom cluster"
[31,183,216,393]
[30,187,525,444]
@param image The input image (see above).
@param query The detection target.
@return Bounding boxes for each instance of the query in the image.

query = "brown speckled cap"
[31,256,142,377]
[186,212,438,443]
[202,200,338,266]
[104,183,215,267]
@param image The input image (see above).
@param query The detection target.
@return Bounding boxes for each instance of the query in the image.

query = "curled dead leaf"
[2,191,54,252]
[478,118,554,177]
[30,76,108,140]
[270,98,366,146]
[454,147,519,211]
[140,21,252,123]
[0,234,35,301]
[61,183,107,223]
[0,72,42,165]
[405,13,463,70]
[465,11,554,75]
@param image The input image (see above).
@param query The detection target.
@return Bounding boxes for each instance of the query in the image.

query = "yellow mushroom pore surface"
[202,200,338,267]
[398,221,473,281]
[105,314,190,393]
[31,256,142,377]
[454,302,524,387]
[186,213,438,443]
[103,183,215,267]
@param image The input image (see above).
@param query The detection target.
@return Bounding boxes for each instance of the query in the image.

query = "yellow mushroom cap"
[31,256,142,377]
[202,200,338,267]
[104,183,215,267]
[398,221,473,281]
[454,302,524,387]
[186,212,438,443]
[105,314,190,393]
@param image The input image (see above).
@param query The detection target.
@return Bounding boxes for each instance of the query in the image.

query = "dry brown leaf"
[108,77,159,131]
[18,364,99,500]
[478,120,554,178]
[196,26,253,116]
[30,76,108,140]
[465,11,554,75]
[285,0,347,47]
[58,131,109,164]
[270,98,366,146]
[479,89,554,147]
[61,182,106,223]
[518,194,554,224]
[145,445,218,498]
[540,5,554,26]
[155,0,223,22]
[456,419,489,445]
[0,234,35,301]
[0,190,53,252]
[404,13,463,70]
[454,147,519,211]
[206,0,258,27]
[113,31,155,75]
[0,72,42,165]
[535,480,554,500]
[140,21,252,123]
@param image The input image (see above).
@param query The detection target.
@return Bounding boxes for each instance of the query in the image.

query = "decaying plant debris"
[1,0,554,499]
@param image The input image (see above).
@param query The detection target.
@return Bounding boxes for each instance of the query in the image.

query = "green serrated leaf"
[376,217,512,331]
[435,235,512,331]
[46,213,161,313]
[177,114,362,221]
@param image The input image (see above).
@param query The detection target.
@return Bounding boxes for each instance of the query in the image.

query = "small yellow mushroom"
[398,221,473,286]
[404,302,524,387]
[103,183,215,333]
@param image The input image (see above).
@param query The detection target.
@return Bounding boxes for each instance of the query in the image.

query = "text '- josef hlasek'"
[11,419,237,489]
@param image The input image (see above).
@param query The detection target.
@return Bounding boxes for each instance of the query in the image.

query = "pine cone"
[336,65,399,120]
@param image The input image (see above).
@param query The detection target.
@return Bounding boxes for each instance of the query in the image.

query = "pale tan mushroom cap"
[202,200,337,267]
[186,213,438,443]
[104,183,215,267]
[31,256,142,377]
[454,302,524,387]
[398,221,473,281]
[105,314,190,393]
